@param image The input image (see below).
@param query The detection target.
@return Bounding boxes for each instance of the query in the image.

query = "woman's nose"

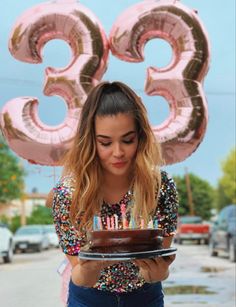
[113,143,124,157]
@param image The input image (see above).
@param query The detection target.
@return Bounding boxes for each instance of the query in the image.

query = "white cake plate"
[79,247,177,261]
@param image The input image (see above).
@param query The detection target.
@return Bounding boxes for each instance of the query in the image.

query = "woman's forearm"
[71,264,101,287]
[135,254,175,283]
[140,267,169,283]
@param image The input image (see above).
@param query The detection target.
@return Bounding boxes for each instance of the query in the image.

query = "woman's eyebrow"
[96,135,111,139]
[122,131,136,137]
[96,131,136,139]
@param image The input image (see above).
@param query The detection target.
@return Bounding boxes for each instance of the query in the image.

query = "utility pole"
[20,195,26,226]
[19,161,26,226]
[20,186,27,226]
[185,167,195,216]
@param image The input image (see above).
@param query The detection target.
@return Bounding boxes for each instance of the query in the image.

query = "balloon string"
[53,166,56,186]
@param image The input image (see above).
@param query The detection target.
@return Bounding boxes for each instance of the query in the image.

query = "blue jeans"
[67,280,164,307]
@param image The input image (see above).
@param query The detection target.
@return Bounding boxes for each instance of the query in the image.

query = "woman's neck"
[103,173,131,191]
[101,173,133,204]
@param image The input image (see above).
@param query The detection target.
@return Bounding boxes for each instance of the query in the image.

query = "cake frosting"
[86,229,163,253]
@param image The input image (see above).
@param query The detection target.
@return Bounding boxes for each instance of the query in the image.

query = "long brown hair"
[62,81,163,230]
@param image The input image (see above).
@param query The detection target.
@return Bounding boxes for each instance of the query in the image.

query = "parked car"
[175,215,210,245]
[43,225,59,248]
[209,204,236,262]
[0,223,14,263]
[13,225,50,253]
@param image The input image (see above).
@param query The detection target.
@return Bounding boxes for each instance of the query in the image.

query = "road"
[163,243,235,307]
[0,248,64,307]
[0,244,235,307]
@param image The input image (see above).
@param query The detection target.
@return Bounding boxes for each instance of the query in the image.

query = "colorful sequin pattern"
[52,170,178,293]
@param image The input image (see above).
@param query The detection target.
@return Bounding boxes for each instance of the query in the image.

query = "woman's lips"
[112,162,127,168]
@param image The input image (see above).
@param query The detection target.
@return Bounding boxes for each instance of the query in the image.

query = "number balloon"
[109,0,210,165]
[0,0,108,165]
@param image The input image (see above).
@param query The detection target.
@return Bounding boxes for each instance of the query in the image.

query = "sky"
[0,0,235,193]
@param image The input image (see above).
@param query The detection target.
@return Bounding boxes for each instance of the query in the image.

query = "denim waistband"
[69,280,162,296]
[68,280,164,307]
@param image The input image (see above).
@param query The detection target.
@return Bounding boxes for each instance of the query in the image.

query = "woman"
[52,81,178,306]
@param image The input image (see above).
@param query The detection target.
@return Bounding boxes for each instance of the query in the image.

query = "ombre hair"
[62,81,163,230]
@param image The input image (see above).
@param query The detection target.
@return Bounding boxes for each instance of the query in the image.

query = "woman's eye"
[123,139,135,144]
[98,138,135,146]
[100,142,111,147]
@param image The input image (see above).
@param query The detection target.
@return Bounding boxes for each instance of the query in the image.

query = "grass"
[164,285,216,295]
[200,266,226,273]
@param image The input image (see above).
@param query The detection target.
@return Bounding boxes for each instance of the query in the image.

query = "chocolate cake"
[86,229,163,253]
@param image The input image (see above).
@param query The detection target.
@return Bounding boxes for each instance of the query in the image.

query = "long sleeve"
[155,171,179,236]
[52,176,85,255]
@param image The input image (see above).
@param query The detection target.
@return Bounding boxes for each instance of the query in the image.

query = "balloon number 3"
[0,0,210,166]
[0,0,108,165]
[110,0,210,165]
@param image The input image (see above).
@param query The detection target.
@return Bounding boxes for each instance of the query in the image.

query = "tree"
[216,148,236,210]
[27,206,53,225]
[1,206,53,233]
[173,173,215,220]
[0,137,25,203]
[9,215,21,233]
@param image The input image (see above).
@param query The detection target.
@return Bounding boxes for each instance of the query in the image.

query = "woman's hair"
[62,81,163,230]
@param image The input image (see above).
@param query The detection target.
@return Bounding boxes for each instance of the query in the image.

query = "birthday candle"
[111,216,115,229]
[120,203,127,229]
[93,216,97,230]
[114,214,118,229]
[106,216,111,230]
[140,219,144,229]
[121,203,126,214]
[98,216,102,230]
[148,219,154,229]
[154,219,158,229]
[129,217,136,229]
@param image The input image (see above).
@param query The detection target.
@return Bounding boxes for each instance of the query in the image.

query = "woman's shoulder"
[52,175,75,213]
[54,175,75,193]
[159,169,178,199]
[157,170,179,235]
[160,170,176,186]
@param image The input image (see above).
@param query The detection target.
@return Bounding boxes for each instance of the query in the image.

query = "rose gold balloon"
[109,0,210,165]
[1,0,108,165]
[0,97,80,165]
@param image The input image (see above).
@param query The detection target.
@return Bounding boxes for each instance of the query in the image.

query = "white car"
[13,225,50,253]
[0,223,14,263]
[43,225,59,248]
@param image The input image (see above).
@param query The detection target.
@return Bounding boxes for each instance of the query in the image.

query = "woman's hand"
[134,255,176,283]
[134,235,176,283]
[71,259,117,287]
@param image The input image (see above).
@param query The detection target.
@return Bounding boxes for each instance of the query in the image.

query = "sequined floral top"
[52,170,178,293]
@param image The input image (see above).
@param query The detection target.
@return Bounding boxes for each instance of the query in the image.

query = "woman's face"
[95,113,138,178]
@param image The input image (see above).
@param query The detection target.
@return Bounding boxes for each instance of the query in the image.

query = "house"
[0,193,48,220]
